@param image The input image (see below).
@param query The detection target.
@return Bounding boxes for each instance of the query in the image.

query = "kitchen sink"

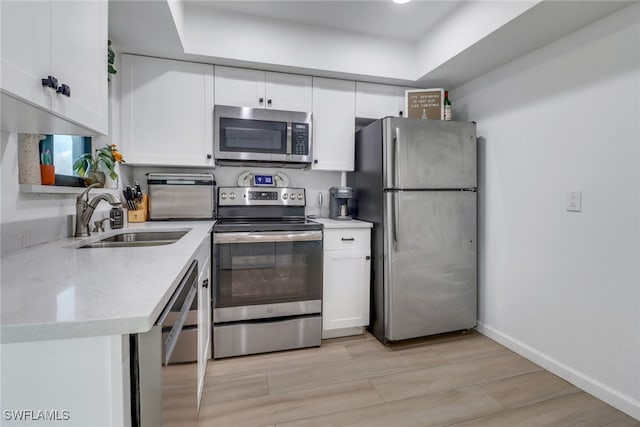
[99,231,188,243]
[77,230,189,249]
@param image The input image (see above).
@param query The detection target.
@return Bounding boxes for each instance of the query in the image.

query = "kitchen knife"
[134,181,142,202]
[122,189,131,210]
[124,186,137,210]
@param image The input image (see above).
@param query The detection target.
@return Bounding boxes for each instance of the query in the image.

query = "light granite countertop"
[0,221,214,344]
[308,217,373,229]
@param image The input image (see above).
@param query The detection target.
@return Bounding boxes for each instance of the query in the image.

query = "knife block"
[127,193,148,223]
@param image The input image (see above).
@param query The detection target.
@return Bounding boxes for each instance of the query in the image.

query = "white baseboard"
[476,322,640,421]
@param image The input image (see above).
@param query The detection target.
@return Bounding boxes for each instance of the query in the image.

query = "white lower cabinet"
[322,228,371,338]
[0,234,213,426]
[196,234,211,410]
[0,335,130,426]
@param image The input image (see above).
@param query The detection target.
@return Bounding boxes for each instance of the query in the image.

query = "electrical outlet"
[566,190,582,212]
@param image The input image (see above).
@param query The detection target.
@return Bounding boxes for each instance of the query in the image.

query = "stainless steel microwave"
[214,105,312,168]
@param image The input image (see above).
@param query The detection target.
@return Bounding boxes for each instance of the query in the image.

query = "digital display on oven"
[248,191,278,201]
[253,175,274,186]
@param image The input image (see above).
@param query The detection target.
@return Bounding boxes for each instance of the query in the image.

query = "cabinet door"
[265,72,312,112]
[196,237,211,411]
[312,77,356,171]
[323,249,370,331]
[355,82,410,120]
[49,0,108,135]
[214,66,265,108]
[121,55,214,166]
[0,1,50,110]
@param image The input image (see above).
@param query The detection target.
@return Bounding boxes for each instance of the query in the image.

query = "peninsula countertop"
[1,221,214,344]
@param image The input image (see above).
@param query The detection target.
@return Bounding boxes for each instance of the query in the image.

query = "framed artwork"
[405,88,444,120]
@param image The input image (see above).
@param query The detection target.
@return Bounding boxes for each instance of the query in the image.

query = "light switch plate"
[567,190,582,212]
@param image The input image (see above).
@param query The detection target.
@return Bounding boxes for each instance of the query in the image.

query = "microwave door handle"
[286,122,293,155]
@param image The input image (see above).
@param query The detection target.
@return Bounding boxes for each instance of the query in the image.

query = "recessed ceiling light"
[393,0,411,4]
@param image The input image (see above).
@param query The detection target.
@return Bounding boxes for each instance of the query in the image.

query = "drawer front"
[213,315,322,359]
[324,229,370,251]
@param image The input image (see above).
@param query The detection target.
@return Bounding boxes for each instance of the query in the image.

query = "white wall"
[1,132,80,223]
[180,4,417,83]
[1,76,117,225]
[131,165,341,218]
[452,3,640,419]
[415,1,537,77]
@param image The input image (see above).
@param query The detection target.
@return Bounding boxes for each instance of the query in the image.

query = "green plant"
[108,40,117,79]
[73,144,125,180]
[40,149,52,165]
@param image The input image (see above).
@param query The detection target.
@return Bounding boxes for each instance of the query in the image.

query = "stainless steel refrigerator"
[349,117,477,343]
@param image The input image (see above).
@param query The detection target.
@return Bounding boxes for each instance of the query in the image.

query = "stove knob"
[297,193,304,200]
[221,192,228,200]
[290,193,295,200]
[230,192,236,200]
[282,193,289,200]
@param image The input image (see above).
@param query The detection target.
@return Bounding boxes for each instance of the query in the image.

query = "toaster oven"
[147,173,215,220]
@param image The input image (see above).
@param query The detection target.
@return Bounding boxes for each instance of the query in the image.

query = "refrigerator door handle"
[391,192,398,251]
[393,127,400,189]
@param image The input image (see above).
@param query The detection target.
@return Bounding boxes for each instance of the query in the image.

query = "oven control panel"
[218,187,306,206]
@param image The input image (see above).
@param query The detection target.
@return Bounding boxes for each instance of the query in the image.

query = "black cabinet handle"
[366,256,371,260]
[206,154,212,159]
[203,279,209,289]
[341,237,355,241]
[267,99,272,105]
[56,84,71,97]
[259,97,264,104]
[313,159,318,164]
[41,76,58,90]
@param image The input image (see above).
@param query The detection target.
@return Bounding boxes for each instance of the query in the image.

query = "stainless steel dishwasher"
[130,260,198,427]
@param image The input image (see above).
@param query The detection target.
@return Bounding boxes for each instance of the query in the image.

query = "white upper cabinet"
[264,72,312,111]
[355,82,412,120]
[1,1,50,111]
[120,54,214,167]
[214,65,312,111]
[312,77,356,171]
[48,1,108,134]
[0,0,108,135]
[214,66,264,108]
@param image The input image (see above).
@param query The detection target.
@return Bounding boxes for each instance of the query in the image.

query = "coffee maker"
[329,186,353,220]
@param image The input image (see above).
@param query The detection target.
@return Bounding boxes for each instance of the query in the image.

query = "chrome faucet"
[75,183,122,237]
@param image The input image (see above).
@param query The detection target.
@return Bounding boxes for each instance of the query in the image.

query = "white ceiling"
[191,0,463,41]
[109,1,635,87]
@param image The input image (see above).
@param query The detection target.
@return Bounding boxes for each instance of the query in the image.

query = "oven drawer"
[213,315,322,359]
[324,229,370,251]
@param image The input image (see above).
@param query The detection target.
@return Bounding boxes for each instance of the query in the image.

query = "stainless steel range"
[212,186,323,359]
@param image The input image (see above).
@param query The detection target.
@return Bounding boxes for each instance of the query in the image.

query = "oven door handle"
[214,230,322,244]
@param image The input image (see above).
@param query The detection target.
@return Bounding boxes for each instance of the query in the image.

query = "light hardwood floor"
[162,331,639,427]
